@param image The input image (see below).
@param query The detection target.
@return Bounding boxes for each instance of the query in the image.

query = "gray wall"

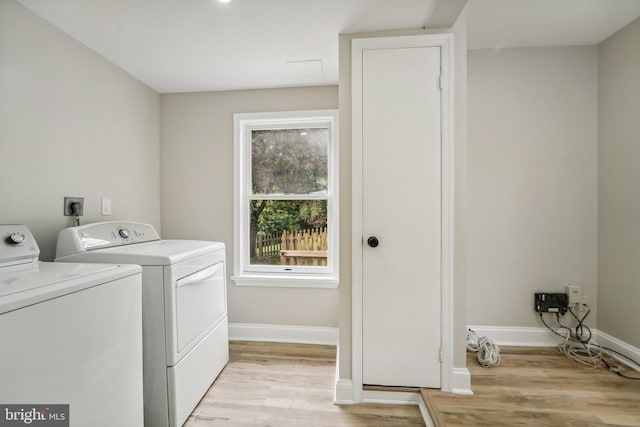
[0,0,161,261]
[467,46,598,328]
[159,86,339,327]
[598,17,640,348]
[7,0,637,378]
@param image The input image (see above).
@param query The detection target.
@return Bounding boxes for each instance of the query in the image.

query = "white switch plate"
[101,198,112,216]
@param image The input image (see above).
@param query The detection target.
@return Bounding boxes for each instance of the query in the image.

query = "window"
[232,110,338,287]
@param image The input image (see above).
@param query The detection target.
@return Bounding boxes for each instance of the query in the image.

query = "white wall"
[598,17,640,348]
[467,46,598,328]
[452,14,469,369]
[0,0,161,261]
[160,86,339,327]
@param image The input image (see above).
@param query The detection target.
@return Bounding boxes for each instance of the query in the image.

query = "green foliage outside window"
[249,127,330,262]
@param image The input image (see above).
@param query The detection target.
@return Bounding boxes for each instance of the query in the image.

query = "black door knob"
[367,236,379,248]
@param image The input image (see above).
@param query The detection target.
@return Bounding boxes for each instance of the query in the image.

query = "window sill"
[231,274,339,289]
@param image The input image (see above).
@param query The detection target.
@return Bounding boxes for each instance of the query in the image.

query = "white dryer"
[0,224,143,427]
[55,221,228,427]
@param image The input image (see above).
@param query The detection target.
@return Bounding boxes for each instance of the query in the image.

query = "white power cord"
[540,310,640,380]
[466,329,501,368]
[477,336,501,367]
[465,329,480,352]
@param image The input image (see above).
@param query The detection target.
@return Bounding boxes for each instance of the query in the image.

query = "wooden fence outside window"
[255,228,328,266]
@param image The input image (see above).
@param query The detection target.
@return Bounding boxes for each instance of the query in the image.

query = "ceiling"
[16,0,640,94]
[465,0,640,50]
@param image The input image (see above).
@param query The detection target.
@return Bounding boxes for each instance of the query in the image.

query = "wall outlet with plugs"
[63,197,84,216]
[534,284,586,315]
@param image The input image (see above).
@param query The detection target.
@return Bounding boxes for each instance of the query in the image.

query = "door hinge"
[439,75,445,90]
[439,347,444,363]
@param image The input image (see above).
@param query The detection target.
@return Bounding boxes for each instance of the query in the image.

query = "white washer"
[55,221,228,427]
[0,224,143,427]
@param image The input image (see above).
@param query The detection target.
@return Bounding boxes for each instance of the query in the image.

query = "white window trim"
[232,110,339,288]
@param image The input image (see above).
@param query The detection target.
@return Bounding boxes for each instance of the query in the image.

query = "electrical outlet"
[534,293,568,314]
[565,283,582,305]
[63,197,84,216]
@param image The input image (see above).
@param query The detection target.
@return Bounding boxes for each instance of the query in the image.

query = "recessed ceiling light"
[217,0,231,3]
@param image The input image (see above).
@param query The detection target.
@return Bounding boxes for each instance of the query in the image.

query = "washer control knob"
[7,232,26,245]
[118,229,130,239]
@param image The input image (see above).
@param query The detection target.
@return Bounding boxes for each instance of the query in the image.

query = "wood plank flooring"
[185,342,640,426]
[423,346,640,427]
[185,341,425,426]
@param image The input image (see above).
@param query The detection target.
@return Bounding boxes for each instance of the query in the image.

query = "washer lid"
[0,262,118,298]
[57,239,225,266]
[0,262,141,314]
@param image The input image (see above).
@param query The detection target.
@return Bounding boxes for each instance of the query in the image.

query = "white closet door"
[361,46,442,388]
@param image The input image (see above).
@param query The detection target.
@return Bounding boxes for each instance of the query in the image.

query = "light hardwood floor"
[185,341,425,426]
[186,342,640,426]
[422,346,640,427]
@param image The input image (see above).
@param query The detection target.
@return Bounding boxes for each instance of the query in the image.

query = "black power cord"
[539,305,640,381]
[70,202,81,226]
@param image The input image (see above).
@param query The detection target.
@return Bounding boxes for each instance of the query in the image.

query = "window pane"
[251,128,328,195]
[250,199,328,266]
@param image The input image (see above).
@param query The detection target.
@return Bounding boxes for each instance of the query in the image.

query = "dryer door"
[174,261,226,355]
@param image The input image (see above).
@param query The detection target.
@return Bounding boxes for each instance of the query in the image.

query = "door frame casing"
[351,33,454,403]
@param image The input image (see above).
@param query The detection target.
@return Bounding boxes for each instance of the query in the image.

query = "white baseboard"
[362,390,422,405]
[335,384,433,426]
[334,379,354,405]
[335,369,472,403]
[593,330,640,372]
[450,367,473,395]
[418,398,435,427]
[468,325,640,372]
[228,322,338,345]
[467,325,565,347]
[363,390,435,427]
[333,381,423,406]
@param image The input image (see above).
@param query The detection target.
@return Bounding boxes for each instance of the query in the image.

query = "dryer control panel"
[0,225,40,267]
[56,221,161,257]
